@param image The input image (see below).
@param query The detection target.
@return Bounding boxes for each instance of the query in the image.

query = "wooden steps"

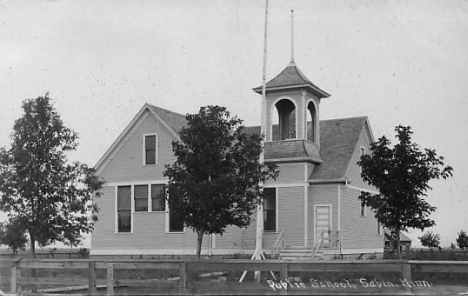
[279,246,323,260]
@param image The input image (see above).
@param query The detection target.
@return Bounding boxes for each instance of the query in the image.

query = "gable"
[343,119,376,188]
[95,104,187,182]
[310,117,368,180]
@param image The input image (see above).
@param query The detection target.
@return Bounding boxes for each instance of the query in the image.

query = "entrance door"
[315,205,331,248]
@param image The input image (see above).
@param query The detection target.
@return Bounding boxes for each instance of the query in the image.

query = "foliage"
[358,125,453,258]
[0,94,104,257]
[419,231,441,249]
[164,105,278,257]
[0,219,28,254]
[456,230,468,250]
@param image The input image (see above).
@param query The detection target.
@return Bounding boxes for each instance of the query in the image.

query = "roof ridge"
[320,116,368,122]
[145,103,186,118]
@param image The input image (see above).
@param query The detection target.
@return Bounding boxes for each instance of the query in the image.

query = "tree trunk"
[30,235,36,259]
[30,234,38,292]
[196,230,204,259]
[395,229,402,260]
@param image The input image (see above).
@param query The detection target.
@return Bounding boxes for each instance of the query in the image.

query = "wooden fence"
[5,258,468,295]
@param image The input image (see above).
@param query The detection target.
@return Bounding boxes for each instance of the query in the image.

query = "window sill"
[115,232,133,235]
[134,211,165,213]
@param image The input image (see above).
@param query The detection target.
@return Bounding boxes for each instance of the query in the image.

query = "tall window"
[134,185,148,212]
[168,207,184,232]
[360,147,366,174]
[377,221,382,235]
[307,101,316,142]
[151,184,166,211]
[360,197,366,217]
[145,135,157,165]
[263,188,276,232]
[117,186,131,232]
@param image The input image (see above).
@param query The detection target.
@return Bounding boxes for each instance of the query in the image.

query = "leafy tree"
[164,105,278,258]
[0,94,104,258]
[456,230,468,250]
[0,219,28,254]
[358,125,453,259]
[419,231,441,249]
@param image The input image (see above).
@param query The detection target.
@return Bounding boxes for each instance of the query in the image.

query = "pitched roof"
[244,116,369,180]
[253,62,330,98]
[310,116,368,180]
[95,101,369,183]
[146,103,187,135]
[94,103,187,173]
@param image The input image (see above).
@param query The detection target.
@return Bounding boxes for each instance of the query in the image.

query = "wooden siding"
[215,224,256,251]
[344,125,376,191]
[218,186,308,250]
[92,185,212,253]
[278,186,305,247]
[341,187,383,250]
[306,163,315,180]
[269,163,307,184]
[99,110,176,183]
[308,184,339,248]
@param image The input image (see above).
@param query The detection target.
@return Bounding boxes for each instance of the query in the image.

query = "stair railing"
[270,228,284,258]
[312,230,326,258]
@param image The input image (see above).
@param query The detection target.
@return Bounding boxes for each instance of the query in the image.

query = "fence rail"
[4,258,468,295]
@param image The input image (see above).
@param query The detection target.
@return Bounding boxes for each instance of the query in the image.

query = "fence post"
[186,262,194,295]
[179,261,187,295]
[10,260,19,293]
[280,262,289,295]
[402,263,412,281]
[88,261,96,295]
[107,262,114,295]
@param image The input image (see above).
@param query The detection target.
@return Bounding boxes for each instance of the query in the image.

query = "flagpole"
[254,0,268,282]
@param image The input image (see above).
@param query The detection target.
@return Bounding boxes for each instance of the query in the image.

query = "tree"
[164,105,278,258]
[0,94,104,258]
[358,125,453,259]
[419,231,441,249]
[0,219,28,254]
[456,230,468,250]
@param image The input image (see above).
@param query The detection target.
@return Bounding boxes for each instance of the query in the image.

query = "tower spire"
[289,9,295,65]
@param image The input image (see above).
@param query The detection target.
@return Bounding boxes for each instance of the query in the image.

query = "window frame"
[134,184,149,212]
[165,200,185,233]
[360,204,367,217]
[143,133,158,165]
[263,187,278,233]
[377,221,383,235]
[116,185,133,234]
[359,146,366,174]
[150,183,166,212]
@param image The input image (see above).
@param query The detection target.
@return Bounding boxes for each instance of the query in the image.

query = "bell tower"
[253,10,330,164]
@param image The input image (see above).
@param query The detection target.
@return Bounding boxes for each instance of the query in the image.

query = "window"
[360,147,366,174]
[168,207,184,232]
[360,203,366,217]
[117,186,131,232]
[151,184,166,211]
[263,188,276,232]
[377,221,382,235]
[134,185,148,212]
[144,134,157,165]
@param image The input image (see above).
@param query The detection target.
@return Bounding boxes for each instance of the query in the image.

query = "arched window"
[307,101,316,142]
[273,99,296,141]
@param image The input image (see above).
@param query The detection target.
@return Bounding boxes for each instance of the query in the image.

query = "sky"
[1,0,467,248]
